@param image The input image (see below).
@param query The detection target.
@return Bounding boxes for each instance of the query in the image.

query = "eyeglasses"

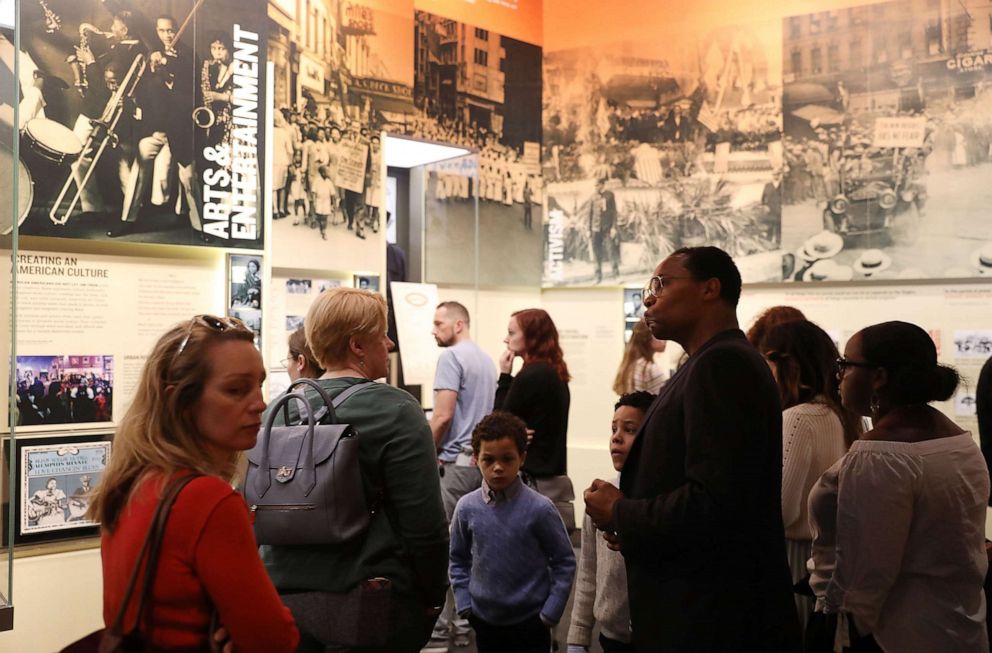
[280,351,301,369]
[643,275,692,298]
[174,314,250,362]
[835,357,875,375]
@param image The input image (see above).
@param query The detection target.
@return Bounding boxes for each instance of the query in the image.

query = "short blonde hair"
[306,288,387,369]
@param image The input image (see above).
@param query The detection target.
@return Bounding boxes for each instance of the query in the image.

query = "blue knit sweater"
[449,478,576,626]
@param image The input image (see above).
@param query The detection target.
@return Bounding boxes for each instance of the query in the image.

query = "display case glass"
[423,153,482,288]
[1,0,21,631]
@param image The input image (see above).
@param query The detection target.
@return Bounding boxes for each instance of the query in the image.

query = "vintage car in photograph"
[822,147,927,245]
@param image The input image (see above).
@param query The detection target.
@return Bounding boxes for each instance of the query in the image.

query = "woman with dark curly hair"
[495,309,572,523]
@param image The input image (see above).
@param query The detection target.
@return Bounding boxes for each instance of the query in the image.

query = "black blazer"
[616,329,800,652]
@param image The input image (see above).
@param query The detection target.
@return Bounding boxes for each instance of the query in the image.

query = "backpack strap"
[107,473,202,641]
[311,380,375,423]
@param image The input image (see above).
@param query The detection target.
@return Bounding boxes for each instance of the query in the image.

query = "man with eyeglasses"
[584,246,800,653]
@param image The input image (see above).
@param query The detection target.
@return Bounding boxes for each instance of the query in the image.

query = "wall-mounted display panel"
[541,1,992,285]
[0,250,225,432]
[543,19,783,286]
[7,0,269,249]
[412,9,544,287]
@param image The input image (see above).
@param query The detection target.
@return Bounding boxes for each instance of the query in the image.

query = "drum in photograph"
[0,145,34,235]
[22,118,83,165]
[21,118,81,204]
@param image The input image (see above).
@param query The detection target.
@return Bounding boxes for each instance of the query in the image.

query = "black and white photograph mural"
[2,0,268,248]
[266,0,404,268]
[411,10,544,287]
[542,24,784,286]
[781,0,992,281]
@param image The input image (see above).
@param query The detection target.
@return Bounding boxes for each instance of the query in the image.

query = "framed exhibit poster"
[390,282,440,387]
[3,434,112,545]
[6,0,268,248]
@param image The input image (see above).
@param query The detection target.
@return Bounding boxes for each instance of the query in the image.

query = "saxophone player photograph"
[2,0,267,249]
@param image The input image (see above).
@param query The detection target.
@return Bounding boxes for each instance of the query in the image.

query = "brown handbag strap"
[107,473,202,637]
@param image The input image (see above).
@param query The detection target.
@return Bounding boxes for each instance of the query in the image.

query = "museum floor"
[433,545,608,653]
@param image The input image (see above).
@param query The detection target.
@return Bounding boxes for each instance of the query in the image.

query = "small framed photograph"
[315,279,341,294]
[286,279,312,295]
[623,287,645,343]
[353,275,380,292]
[229,255,263,310]
[15,355,114,428]
[227,254,263,350]
[3,433,113,545]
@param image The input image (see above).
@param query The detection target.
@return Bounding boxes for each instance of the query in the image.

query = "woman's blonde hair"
[306,288,387,370]
[613,320,657,395]
[88,317,256,530]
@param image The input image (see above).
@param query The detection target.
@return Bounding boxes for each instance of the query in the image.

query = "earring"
[359,359,366,368]
[870,393,880,418]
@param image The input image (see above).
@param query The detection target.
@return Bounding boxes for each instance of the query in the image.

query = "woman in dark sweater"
[495,308,571,494]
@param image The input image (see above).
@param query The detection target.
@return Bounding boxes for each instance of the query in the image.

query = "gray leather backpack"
[244,378,375,545]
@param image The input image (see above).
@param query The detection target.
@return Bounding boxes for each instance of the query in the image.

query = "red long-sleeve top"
[101,472,299,652]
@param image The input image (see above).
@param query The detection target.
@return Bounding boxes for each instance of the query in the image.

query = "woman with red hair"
[495,309,573,524]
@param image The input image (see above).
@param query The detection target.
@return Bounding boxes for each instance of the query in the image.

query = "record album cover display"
[3,434,112,545]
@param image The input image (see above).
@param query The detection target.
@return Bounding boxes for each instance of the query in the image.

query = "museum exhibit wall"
[539,0,992,517]
[0,0,393,646]
[3,0,992,648]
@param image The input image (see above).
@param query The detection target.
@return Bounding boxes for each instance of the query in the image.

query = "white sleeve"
[567,513,598,647]
[781,409,814,531]
[824,450,917,631]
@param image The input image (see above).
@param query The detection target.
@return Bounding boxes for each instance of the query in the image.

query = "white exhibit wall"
[552,280,992,530]
[541,287,627,520]
[5,278,991,649]
[0,549,103,652]
[436,286,543,369]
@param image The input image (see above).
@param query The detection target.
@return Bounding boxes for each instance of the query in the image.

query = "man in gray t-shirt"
[426,301,496,652]
[430,301,496,516]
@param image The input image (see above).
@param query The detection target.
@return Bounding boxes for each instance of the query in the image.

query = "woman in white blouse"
[760,319,862,635]
[807,321,990,653]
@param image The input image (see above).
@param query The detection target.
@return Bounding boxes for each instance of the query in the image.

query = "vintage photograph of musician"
[781,1,992,281]
[4,0,267,248]
[17,438,111,537]
[408,10,544,287]
[542,23,784,287]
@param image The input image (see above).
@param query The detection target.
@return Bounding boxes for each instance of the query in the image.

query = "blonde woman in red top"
[89,315,298,652]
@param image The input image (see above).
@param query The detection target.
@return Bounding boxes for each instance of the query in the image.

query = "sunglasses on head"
[173,314,251,362]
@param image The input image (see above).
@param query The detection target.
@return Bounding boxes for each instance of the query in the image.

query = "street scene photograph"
[781,0,992,281]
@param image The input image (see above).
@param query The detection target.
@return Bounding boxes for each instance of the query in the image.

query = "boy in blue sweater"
[449,411,576,653]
